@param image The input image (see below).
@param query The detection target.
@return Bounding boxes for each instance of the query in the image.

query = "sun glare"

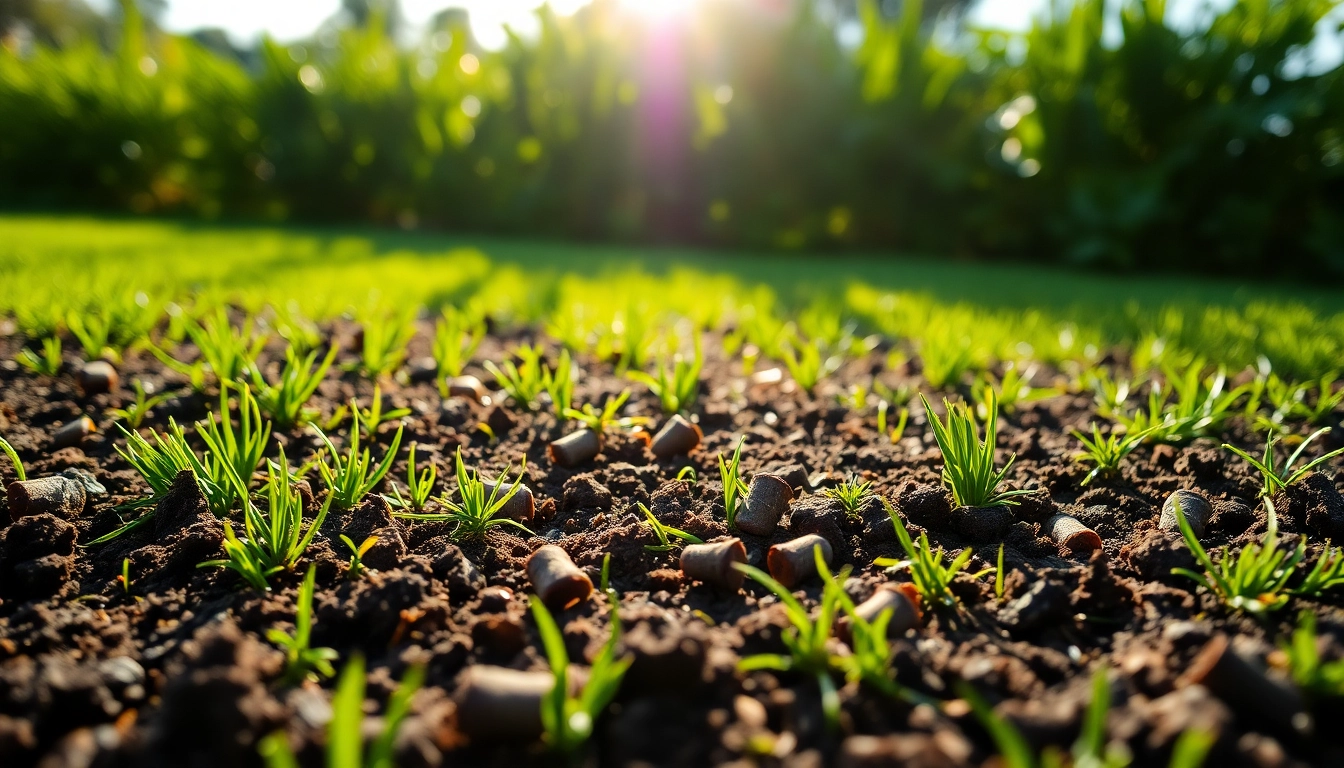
[620,0,700,22]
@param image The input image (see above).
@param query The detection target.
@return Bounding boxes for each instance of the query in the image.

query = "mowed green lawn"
[1,214,1342,378]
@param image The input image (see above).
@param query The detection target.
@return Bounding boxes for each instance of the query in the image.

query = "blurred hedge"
[1,0,1341,277]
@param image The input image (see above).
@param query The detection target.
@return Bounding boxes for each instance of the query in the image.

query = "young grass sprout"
[922,391,1033,508]
[734,549,849,730]
[1223,427,1344,497]
[819,475,875,521]
[1171,497,1302,615]
[638,502,704,552]
[259,655,424,768]
[1072,423,1151,486]
[718,438,749,529]
[485,344,547,411]
[531,595,633,754]
[106,380,174,429]
[542,348,576,418]
[267,564,338,687]
[200,450,331,591]
[395,448,532,540]
[16,336,62,377]
[354,384,411,438]
[432,306,484,389]
[341,534,379,579]
[198,383,271,511]
[250,345,338,430]
[357,309,415,380]
[629,334,702,415]
[0,435,27,482]
[1281,611,1344,698]
[388,443,437,512]
[562,389,648,435]
[313,409,403,511]
[877,499,990,609]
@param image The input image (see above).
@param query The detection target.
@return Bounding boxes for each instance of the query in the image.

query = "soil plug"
[949,504,1014,543]
[526,544,592,610]
[481,479,534,523]
[1178,633,1311,736]
[77,361,118,395]
[548,428,602,468]
[839,583,922,640]
[447,375,488,403]
[1160,489,1212,538]
[454,665,553,741]
[50,416,95,450]
[7,468,105,521]
[767,533,834,588]
[651,414,701,459]
[680,537,748,591]
[1046,513,1103,552]
[735,474,793,536]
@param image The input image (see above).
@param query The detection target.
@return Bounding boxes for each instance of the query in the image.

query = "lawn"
[3,214,1342,379]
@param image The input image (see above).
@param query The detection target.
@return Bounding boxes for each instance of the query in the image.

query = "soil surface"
[2,323,1343,768]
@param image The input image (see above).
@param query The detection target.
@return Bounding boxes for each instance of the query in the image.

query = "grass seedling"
[638,502,704,552]
[562,389,648,436]
[250,345,338,430]
[995,543,1006,599]
[542,348,576,419]
[718,438,749,529]
[112,419,230,514]
[355,385,411,438]
[975,363,1055,416]
[259,655,424,768]
[199,450,331,590]
[781,336,840,394]
[117,557,132,594]
[198,384,271,512]
[919,337,976,391]
[1283,373,1344,426]
[819,475,875,521]
[106,380,174,429]
[922,391,1034,508]
[66,307,114,362]
[357,309,415,380]
[1280,611,1344,699]
[432,306,484,389]
[532,595,633,754]
[876,400,909,443]
[961,667,1141,768]
[394,448,532,540]
[484,344,546,411]
[876,499,990,609]
[734,550,848,730]
[629,337,703,415]
[151,309,262,391]
[16,336,62,376]
[388,443,436,513]
[0,435,26,482]
[267,565,338,687]
[1171,497,1302,615]
[313,410,404,511]
[1084,367,1132,419]
[1223,427,1344,497]
[676,466,697,483]
[1293,543,1344,597]
[341,534,379,579]
[1071,424,1151,486]
[1119,363,1244,443]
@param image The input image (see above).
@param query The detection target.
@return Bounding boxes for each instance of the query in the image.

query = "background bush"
[1,0,1341,277]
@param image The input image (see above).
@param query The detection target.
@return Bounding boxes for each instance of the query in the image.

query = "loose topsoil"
[2,324,1343,768]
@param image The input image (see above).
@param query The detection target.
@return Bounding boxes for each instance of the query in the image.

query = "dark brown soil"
[1,324,1343,768]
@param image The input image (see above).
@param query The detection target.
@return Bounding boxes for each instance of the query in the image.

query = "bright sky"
[87,0,1343,69]
[89,0,1050,48]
